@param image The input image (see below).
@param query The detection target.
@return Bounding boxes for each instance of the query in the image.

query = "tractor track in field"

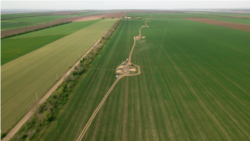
[76,18,150,141]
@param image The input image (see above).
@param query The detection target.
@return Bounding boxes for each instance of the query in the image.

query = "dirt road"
[76,18,149,141]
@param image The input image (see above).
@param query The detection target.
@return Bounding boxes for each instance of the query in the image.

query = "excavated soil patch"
[130,68,136,72]
[185,18,250,32]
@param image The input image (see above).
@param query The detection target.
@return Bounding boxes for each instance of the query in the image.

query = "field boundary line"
[2,29,110,141]
[76,18,149,141]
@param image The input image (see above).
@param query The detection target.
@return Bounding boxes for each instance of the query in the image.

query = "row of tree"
[8,17,123,141]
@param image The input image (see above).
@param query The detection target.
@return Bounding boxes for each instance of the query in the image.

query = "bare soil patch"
[185,18,250,32]
[130,68,136,72]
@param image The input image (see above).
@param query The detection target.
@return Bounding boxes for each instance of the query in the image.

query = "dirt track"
[1,12,125,37]
[76,19,149,141]
[185,18,250,32]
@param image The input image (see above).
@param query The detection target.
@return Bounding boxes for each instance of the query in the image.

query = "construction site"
[116,59,138,77]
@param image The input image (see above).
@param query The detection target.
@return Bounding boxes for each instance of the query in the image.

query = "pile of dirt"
[185,18,250,32]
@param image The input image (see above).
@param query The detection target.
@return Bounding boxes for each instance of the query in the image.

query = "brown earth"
[130,68,136,72]
[185,18,250,32]
[1,12,125,37]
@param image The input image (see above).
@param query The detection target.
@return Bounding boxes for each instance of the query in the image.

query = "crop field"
[41,13,250,141]
[1,20,100,65]
[1,21,33,31]
[1,12,46,19]
[1,35,64,65]
[13,19,101,38]
[5,15,70,23]
[1,19,117,133]
[70,11,103,17]
[127,12,218,18]
[1,15,73,30]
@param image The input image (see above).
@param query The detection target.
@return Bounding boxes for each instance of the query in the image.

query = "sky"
[1,0,250,10]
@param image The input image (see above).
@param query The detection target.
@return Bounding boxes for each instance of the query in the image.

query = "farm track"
[76,19,149,141]
[2,30,110,141]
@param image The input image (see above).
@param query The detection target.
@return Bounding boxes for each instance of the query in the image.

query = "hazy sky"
[2,0,250,10]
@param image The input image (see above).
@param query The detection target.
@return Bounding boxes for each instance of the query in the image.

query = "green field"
[1,19,117,133]
[13,19,101,38]
[70,11,103,16]
[1,12,46,19]
[1,20,100,65]
[127,12,218,18]
[1,21,34,30]
[41,15,250,140]
[5,15,70,23]
[1,15,74,31]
